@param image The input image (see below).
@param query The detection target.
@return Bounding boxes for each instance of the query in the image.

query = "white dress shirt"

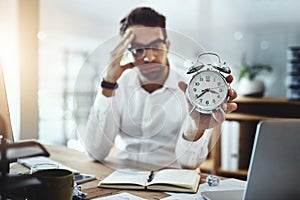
[79,65,212,169]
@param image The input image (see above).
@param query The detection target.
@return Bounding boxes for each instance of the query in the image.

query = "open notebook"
[98,168,200,193]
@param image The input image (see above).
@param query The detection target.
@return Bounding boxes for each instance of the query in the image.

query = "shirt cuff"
[176,128,213,168]
[93,91,112,120]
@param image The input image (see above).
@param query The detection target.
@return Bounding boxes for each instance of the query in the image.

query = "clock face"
[187,70,229,113]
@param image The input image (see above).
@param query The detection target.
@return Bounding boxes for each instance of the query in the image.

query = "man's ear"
[166,40,171,51]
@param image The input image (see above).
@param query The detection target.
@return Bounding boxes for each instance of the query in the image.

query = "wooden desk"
[10,145,210,200]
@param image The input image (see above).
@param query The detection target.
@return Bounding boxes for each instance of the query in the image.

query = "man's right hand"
[104,30,135,83]
[102,30,135,97]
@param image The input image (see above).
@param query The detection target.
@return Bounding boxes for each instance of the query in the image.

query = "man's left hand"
[178,75,238,141]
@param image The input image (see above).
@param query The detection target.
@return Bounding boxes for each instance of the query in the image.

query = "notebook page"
[150,169,199,186]
[100,169,150,186]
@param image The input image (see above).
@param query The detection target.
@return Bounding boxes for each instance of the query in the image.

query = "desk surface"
[11,145,209,200]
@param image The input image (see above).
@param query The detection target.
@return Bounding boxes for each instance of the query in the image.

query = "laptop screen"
[244,119,300,199]
[0,62,13,141]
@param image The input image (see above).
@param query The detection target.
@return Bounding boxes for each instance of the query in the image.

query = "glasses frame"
[128,38,167,60]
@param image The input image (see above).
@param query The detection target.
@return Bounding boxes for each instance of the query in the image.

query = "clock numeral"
[199,99,203,103]
[206,100,209,105]
[217,82,221,86]
[205,75,210,82]
[212,99,216,104]
[193,88,197,92]
[195,82,200,86]
[199,77,204,81]
[219,88,223,92]
[217,94,221,98]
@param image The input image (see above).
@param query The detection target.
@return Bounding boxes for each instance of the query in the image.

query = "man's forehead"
[128,26,164,44]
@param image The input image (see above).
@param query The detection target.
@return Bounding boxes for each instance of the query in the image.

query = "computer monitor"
[0,62,13,141]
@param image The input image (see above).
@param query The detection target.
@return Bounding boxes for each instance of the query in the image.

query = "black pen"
[147,171,154,183]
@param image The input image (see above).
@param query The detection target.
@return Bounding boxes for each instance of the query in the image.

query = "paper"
[17,156,79,174]
[199,178,246,192]
[161,195,205,200]
[162,178,246,200]
[91,192,146,200]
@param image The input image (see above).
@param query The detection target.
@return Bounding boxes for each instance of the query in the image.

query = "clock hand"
[209,89,219,94]
[209,86,224,90]
[196,88,209,98]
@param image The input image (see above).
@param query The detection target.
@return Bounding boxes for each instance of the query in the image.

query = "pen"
[147,171,154,183]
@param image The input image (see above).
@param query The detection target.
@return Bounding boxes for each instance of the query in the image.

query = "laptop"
[244,119,300,199]
[202,119,300,200]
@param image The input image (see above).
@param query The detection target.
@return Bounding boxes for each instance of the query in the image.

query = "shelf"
[200,159,248,180]
[235,97,300,104]
[226,113,273,121]
[204,97,300,180]
[232,97,300,119]
[218,168,248,176]
[217,168,248,180]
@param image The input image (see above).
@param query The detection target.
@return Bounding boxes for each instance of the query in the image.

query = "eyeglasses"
[128,38,167,60]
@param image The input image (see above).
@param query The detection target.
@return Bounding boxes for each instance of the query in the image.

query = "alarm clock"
[186,53,231,114]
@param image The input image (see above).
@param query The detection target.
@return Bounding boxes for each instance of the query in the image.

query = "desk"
[11,145,210,200]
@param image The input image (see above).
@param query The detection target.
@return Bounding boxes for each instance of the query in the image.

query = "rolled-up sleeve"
[78,92,119,161]
[175,116,213,169]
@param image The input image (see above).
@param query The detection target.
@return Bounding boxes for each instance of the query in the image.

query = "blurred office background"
[0,0,299,145]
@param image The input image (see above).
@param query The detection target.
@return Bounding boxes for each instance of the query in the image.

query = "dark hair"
[120,7,167,39]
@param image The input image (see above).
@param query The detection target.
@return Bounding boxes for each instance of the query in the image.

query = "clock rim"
[186,70,229,114]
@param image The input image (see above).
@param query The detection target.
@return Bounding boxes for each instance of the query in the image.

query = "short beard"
[138,63,167,83]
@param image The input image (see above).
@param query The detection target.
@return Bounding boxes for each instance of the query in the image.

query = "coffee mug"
[27,169,74,200]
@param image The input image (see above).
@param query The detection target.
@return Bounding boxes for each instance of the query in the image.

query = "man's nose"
[143,48,155,62]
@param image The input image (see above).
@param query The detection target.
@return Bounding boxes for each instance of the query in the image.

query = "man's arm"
[175,116,213,169]
[78,92,120,161]
[175,77,237,169]
[79,30,135,160]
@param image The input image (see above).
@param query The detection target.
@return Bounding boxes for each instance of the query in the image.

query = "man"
[79,7,237,170]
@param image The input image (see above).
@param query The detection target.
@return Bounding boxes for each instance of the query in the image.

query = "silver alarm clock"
[186,53,231,114]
